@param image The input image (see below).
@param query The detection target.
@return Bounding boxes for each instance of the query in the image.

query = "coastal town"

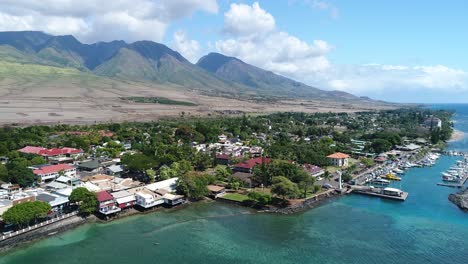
[0,108,457,248]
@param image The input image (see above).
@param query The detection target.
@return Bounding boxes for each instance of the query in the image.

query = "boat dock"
[437,173,468,188]
[349,186,408,201]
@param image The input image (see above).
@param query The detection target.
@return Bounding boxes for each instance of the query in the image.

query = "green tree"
[298,176,316,198]
[0,164,8,182]
[192,152,212,171]
[215,166,231,180]
[30,156,46,165]
[2,201,51,227]
[361,158,374,168]
[7,164,34,187]
[69,187,97,215]
[247,192,272,206]
[176,172,213,200]
[271,176,299,200]
[323,170,332,184]
[146,169,156,183]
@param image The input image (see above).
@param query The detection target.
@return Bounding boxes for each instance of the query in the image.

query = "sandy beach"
[449,129,465,142]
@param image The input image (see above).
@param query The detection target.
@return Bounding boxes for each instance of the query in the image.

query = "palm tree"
[323,170,332,184]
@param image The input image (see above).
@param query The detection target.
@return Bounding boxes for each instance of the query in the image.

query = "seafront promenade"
[0,212,78,242]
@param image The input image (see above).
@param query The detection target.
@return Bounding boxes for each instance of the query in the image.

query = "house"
[232,157,272,173]
[162,193,184,206]
[0,183,20,193]
[303,164,325,177]
[36,191,69,213]
[207,185,226,198]
[76,159,105,173]
[106,165,124,176]
[327,152,350,167]
[129,188,164,209]
[145,178,178,194]
[18,146,83,160]
[374,153,388,163]
[33,164,76,183]
[96,191,121,215]
[216,154,231,165]
[111,190,136,209]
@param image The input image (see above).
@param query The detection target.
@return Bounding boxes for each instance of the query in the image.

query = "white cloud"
[0,0,218,43]
[171,30,201,63]
[217,2,331,78]
[215,2,468,103]
[223,2,275,37]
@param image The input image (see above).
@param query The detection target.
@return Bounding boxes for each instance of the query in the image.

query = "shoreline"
[449,129,465,142]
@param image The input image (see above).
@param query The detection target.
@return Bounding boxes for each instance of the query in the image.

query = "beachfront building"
[96,191,121,215]
[207,185,226,198]
[32,164,77,183]
[111,190,136,209]
[162,193,185,206]
[132,188,164,209]
[327,152,350,167]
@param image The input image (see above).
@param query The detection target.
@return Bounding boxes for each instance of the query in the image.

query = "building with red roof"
[33,164,77,183]
[18,146,83,159]
[232,157,272,173]
[96,191,121,215]
[327,152,350,167]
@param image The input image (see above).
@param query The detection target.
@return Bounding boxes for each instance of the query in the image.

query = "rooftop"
[33,164,75,175]
[97,191,114,202]
[327,152,350,159]
[233,157,272,169]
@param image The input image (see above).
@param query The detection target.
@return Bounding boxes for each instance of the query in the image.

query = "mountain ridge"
[0,31,371,102]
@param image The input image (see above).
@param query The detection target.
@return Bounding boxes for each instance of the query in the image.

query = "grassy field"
[222,193,249,202]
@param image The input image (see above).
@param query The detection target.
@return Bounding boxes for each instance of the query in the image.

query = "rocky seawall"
[0,215,91,253]
[448,188,468,211]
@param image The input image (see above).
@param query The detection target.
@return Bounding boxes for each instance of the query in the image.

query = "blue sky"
[0,0,467,103]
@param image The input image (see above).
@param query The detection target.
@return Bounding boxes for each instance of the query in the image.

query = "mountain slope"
[197,52,357,100]
[0,31,373,102]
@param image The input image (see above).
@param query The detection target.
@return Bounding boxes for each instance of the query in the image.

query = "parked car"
[322,183,333,189]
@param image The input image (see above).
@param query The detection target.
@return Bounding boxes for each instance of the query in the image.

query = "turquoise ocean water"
[1,105,467,264]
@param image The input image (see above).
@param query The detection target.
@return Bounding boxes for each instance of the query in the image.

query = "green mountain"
[0,31,371,102]
[196,52,355,100]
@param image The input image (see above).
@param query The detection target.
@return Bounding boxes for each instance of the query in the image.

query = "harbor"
[347,151,445,202]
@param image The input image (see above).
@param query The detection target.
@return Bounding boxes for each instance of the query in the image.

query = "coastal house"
[111,190,136,209]
[129,187,164,209]
[232,157,272,173]
[36,191,69,214]
[327,152,350,167]
[145,177,178,194]
[32,164,77,183]
[207,185,226,198]
[162,193,185,206]
[96,191,121,215]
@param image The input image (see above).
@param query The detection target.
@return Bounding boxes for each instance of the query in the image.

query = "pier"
[349,186,408,201]
[437,173,468,188]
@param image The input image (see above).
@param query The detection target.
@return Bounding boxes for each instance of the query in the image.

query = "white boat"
[371,177,390,185]
[393,168,405,174]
